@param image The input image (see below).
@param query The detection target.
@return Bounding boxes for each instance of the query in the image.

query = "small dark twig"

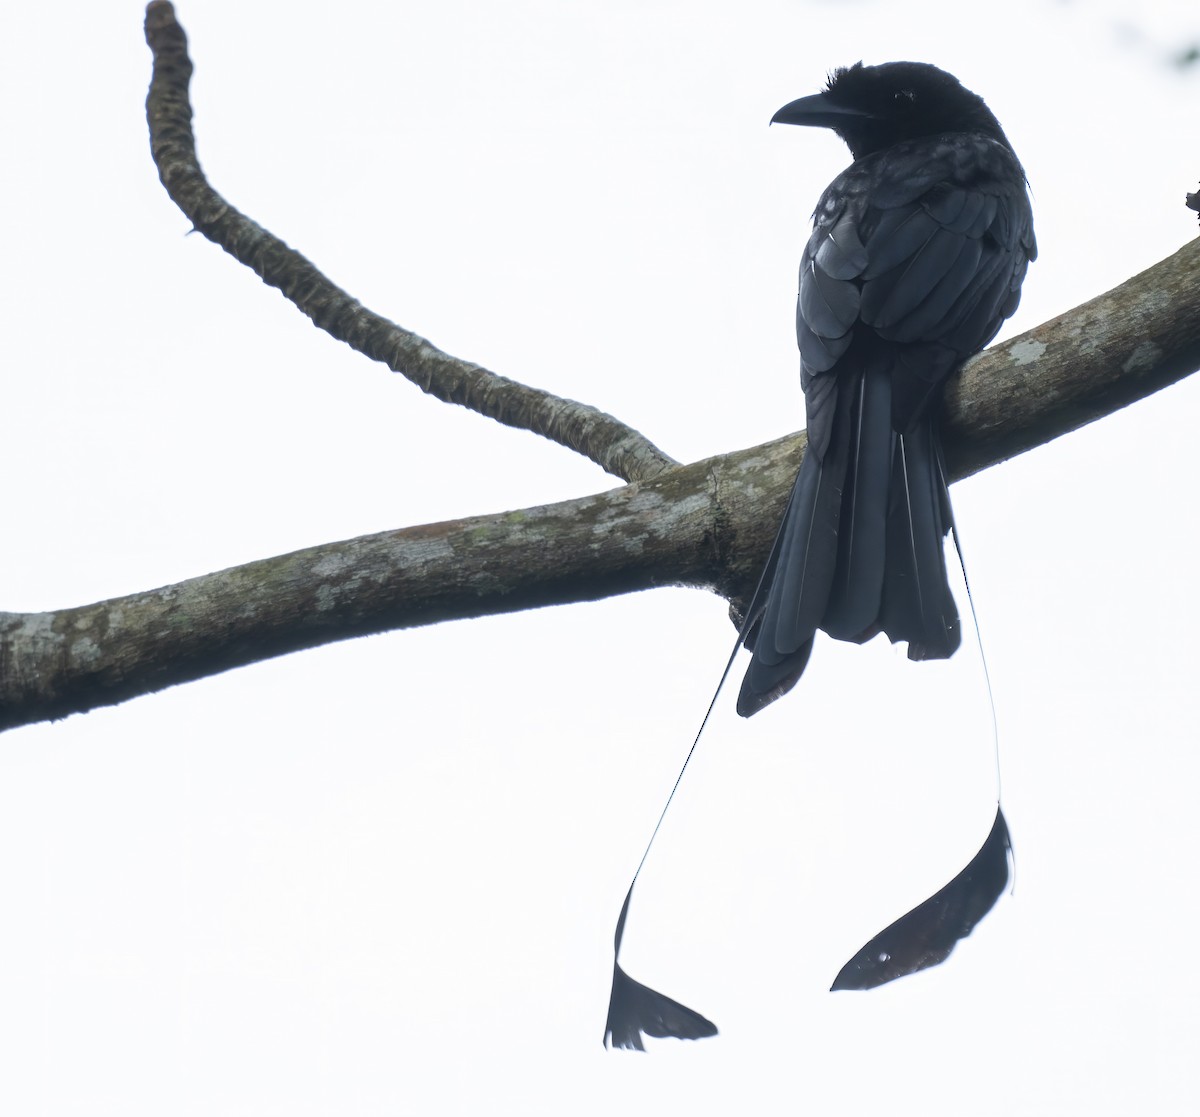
[142,1,677,483]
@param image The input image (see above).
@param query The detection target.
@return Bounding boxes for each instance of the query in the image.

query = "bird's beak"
[771,93,872,128]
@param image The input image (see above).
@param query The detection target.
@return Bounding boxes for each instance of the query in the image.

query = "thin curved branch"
[3,238,1200,733]
[142,1,677,485]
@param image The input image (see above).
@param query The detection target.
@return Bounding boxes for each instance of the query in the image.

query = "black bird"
[738,61,1036,716]
[605,63,1032,1048]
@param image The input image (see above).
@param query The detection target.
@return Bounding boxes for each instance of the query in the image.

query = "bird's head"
[772,61,1010,160]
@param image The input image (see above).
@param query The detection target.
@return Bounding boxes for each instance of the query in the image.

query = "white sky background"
[2,0,1199,1112]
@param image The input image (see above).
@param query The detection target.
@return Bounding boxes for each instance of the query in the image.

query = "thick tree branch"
[143,1,677,485]
[3,238,1200,733]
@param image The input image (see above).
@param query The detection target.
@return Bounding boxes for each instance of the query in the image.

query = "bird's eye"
[894,89,917,103]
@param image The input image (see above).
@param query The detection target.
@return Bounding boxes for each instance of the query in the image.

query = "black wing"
[739,137,1034,713]
[801,136,1036,458]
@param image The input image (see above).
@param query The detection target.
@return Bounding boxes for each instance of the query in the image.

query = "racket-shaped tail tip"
[604,963,718,1051]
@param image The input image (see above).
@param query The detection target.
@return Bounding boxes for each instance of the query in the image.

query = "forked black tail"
[738,368,961,716]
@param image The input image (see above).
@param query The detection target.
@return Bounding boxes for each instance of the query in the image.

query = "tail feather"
[762,451,840,657]
[736,636,813,717]
[736,375,855,716]
[822,367,892,641]
[878,417,960,659]
[739,377,961,717]
[735,447,832,716]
